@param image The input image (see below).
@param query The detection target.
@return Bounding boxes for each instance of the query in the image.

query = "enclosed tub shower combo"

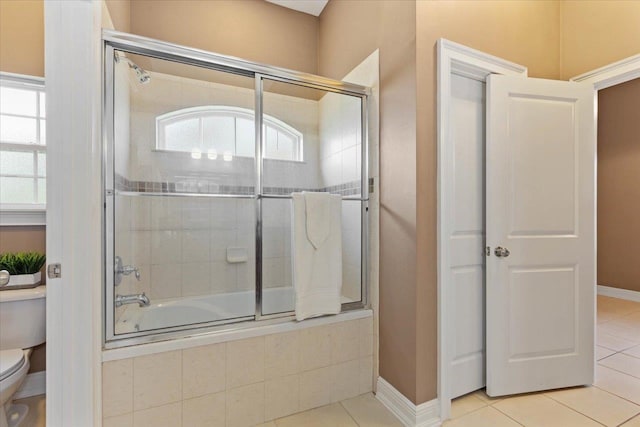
[101,31,374,425]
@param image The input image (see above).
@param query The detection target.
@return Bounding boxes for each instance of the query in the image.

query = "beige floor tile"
[473,389,504,405]
[545,385,640,427]
[450,393,488,418]
[340,393,403,427]
[600,353,640,379]
[494,394,602,426]
[255,423,277,427]
[443,406,521,427]
[596,345,616,361]
[595,365,640,405]
[600,321,640,343]
[275,403,358,427]
[622,414,640,426]
[13,394,46,427]
[597,329,639,352]
[598,296,640,318]
[624,345,640,359]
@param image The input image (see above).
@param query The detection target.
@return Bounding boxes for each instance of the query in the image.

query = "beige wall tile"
[265,331,299,380]
[265,374,300,421]
[331,359,360,403]
[299,325,332,371]
[133,350,182,411]
[299,366,332,411]
[183,343,226,399]
[331,320,360,364]
[182,392,226,427]
[104,413,133,427]
[359,317,374,358]
[226,336,265,389]
[359,356,373,394]
[103,359,133,417]
[133,402,182,427]
[181,262,211,297]
[226,383,265,427]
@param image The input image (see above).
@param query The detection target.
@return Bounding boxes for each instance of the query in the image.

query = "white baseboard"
[14,371,46,399]
[598,285,640,302]
[375,377,440,427]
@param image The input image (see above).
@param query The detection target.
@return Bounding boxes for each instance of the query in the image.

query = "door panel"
[486,75,595,396]
[449,73,486,398]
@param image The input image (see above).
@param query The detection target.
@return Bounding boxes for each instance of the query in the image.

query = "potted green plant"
[0,252,46,289]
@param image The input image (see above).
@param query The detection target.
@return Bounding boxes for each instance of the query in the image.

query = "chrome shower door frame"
[102,30,371,347]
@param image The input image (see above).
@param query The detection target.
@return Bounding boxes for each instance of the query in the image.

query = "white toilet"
[0,286,46,427]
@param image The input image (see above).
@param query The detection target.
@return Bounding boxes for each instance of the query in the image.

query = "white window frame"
[155,105,304,161]
[0,72,46,226]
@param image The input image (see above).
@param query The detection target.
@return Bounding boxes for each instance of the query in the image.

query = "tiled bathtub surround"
[102,316,374,427]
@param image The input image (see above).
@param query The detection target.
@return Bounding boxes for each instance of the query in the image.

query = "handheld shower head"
[115,53,151,84]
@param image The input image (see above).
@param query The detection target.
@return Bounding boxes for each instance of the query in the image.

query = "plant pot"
[6,272,42,288]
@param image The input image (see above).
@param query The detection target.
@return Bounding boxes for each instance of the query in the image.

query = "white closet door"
[448,73,486,398]
[486,74,596,396]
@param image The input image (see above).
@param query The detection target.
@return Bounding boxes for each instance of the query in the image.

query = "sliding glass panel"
[261,79,364,314]
[111,51,256,335]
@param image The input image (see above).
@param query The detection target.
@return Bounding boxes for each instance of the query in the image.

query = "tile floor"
[14,295,640,427]
[444,295,640,427]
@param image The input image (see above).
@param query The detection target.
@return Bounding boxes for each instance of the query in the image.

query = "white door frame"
[436,39,527,420]
[437,44,640,420]
[45,1,103,426]
[571,54,640,89]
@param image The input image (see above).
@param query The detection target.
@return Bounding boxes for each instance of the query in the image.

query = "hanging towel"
[291,192,342,321]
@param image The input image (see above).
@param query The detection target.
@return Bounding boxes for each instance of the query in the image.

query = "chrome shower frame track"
[102,30,371,347]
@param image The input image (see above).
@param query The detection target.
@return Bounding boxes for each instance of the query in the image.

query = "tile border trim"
[598,285,640,303]
[375,377,440,427]
[114,173,361,197]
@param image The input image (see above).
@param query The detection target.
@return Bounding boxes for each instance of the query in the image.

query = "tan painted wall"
[319,0,419,403]
[0,0,46,373]
[0,0,44,77]
[597,78,640,293]
[104,0,131,32]
[415,1,561,402]
[560,1,640,79]
[130,0,319,74]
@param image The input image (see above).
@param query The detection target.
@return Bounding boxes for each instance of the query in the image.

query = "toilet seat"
[0,350,25,382]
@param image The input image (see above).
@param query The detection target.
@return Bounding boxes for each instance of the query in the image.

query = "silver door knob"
[494,246,510,258]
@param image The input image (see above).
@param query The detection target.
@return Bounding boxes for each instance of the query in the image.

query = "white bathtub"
[116,286,295,334]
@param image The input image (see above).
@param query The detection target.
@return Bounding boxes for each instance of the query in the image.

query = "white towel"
[291,192,342,321]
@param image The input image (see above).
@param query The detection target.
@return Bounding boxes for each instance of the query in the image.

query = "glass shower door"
[260,78,365,316]
[108,50,258,336]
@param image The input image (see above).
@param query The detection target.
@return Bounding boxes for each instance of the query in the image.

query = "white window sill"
[0,206,46,226]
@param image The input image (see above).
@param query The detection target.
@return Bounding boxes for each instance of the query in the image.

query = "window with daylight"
[156,106,303,161]
[0,75,46,210]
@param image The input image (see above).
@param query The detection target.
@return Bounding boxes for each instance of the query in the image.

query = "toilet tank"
[0,286,46,350]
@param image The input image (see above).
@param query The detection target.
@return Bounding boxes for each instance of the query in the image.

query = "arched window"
[156,106,303,161]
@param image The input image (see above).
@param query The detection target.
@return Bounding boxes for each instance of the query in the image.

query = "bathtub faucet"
[115,292,150,307]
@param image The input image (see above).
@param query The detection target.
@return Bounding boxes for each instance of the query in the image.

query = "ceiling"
[264,0,329,17]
